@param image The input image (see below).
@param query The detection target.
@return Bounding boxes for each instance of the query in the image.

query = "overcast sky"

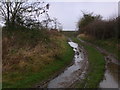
[0,0,119,30]
[46,1,118,31]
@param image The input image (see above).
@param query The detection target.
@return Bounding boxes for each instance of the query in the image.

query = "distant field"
[61,31,77,38]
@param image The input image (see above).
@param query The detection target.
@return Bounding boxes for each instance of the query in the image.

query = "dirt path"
[36,40,88,88]
[36,37,119,88]
[78,38,119,88]
[47,40,88,88]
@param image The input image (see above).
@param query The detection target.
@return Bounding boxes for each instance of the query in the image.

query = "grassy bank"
[2,28,74,88]
[72,38,105,88]
[78,34,119,60]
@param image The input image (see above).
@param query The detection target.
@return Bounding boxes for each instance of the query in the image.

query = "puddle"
[78,38,85,43]
[77,38,119,88]
[47,41,86,88]
[99,62,119,88]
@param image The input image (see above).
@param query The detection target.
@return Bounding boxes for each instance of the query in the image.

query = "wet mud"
[47,41,88,88]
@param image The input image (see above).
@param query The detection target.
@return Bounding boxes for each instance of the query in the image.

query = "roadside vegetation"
[1,1,74,88]
[78,34,119,60]
[72,12,119,87]
[77,12,119,39]
[72,38,105,88]
[77,12,120,60]
[2,28,74,88]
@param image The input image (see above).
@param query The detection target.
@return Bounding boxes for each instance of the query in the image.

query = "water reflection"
[47,41,85,88]
[99,62,119,88]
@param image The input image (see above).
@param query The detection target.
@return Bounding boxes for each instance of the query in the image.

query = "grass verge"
[72,37,105,88]
[3,36,74,88]
[78,34,119,60]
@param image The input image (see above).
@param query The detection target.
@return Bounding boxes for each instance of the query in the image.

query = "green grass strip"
[72,38,105,88]
[80,37,119,60]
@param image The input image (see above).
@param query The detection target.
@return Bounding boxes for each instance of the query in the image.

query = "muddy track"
[35,39,89,88]
[78,38,120,65]
[78,38,120,88]
[35,55,75,88]
[35,37,119,88]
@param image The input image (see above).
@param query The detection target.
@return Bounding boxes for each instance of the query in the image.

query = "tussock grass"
[3,41,74,88]
[2,29,74,88]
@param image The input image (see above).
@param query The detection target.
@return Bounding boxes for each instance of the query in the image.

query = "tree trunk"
[6,2,10,28]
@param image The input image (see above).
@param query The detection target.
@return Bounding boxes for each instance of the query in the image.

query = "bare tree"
[51,17,62,31]
[0,0,49,29]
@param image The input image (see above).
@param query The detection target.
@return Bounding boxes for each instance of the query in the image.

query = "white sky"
[45,0,119,2]
[0,0,119,30]
[46,1,118,31]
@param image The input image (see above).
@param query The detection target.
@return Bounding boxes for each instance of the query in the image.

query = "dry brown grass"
[77,34,95,40]
[2,31,66,74]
